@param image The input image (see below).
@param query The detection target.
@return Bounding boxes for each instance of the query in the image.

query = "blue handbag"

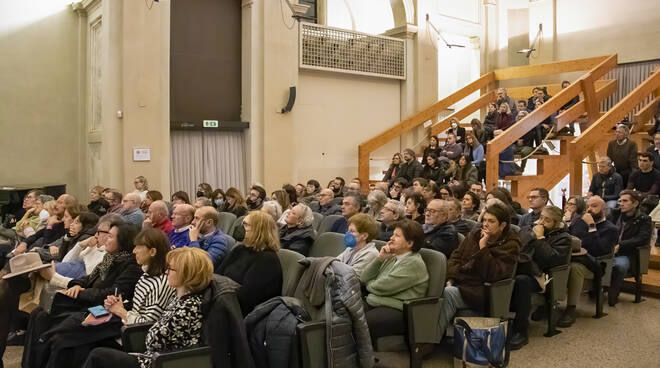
[453,317,509,368]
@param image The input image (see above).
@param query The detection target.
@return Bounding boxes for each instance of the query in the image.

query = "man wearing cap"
[559,196,618,327]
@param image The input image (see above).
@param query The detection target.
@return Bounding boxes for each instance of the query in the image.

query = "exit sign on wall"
[203,120,219,128]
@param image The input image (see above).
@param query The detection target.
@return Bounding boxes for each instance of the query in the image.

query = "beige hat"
[570,235,588,257]
[3,253,50,279]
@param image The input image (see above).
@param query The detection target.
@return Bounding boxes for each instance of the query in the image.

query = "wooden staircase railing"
[568,66,660,194]
[484,55,618,194]
[357,55,626,197]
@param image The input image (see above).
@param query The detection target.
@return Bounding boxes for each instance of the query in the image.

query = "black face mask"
[196,191,205,198]
[246,197,263,208]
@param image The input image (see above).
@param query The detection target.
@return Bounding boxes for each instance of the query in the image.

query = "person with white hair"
[279,203,316,256]
[587,156,623,208]
[120,192,144,229]
[378,200,406,241]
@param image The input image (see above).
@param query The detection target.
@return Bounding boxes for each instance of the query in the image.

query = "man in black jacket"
[510,205,571,350]
[518,188,549,229]
[309,189,342,216]
[587,156,623,209]
[608,190,653,306]
[445,198,476,236]
[422,199,459,259]
[396,148,423,182]
[559,196,618,327]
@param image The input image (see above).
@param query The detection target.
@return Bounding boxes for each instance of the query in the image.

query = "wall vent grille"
[299,22,406,80]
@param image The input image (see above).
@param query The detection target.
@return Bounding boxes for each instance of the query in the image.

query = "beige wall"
[0,2,82,196]
[492,0,660,69]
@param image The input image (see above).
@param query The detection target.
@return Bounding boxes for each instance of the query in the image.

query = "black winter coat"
[588,170,623,202]
[608,209,653,256]
[217,244,283,316]
[68,255,142,307]
[279,225,316,257]
[423,223,459,259]
[396,160,424,182]
[518,227,571,275]
[86,198,110,217]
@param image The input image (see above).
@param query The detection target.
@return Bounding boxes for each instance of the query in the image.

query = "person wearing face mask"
[336,214,379,278]
[246,185,267,211]
[210,189,226,211]
[188,206,228,270]
[559,196,618,328]
[448,117,466,143]
[278,203,317,256]
[195,183,213,199]
[510,206,571,350]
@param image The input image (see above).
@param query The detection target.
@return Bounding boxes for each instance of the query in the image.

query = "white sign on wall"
[133,148,151,162]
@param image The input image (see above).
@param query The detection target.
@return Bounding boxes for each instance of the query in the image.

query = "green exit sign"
[203,120,219,128]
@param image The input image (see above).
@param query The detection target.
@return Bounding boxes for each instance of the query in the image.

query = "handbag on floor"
[452,317,509,368]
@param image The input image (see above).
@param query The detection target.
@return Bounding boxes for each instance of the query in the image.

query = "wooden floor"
[623,246,660,298]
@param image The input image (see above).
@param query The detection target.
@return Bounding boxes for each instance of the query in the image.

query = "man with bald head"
[120,192,145,229]
[560,195,618,327]
[422,199,459,259]
[143,200,173,234]
[189,206,228,269]
[309,188,342,216]
[168,204,194,248]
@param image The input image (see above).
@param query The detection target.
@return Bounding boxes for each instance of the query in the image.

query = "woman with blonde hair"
[217,211,283,316]
[132,176,149,201]
[84,247,213,368]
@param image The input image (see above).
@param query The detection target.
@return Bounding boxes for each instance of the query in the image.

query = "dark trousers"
[511,275,541,334]
[83,347,140,368]
[365,306,405,344]
[0,275,31,362]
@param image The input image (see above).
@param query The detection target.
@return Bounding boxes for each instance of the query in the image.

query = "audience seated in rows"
[189,206,228,269]
[588,156,623,209]
[309,188,342,216]
[119,193,144,229]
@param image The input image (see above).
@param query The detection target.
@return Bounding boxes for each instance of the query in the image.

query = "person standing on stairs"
[607,123,638,188]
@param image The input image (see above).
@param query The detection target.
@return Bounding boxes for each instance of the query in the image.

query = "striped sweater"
[125,272,176,324]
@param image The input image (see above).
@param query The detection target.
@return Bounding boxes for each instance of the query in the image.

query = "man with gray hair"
[280,203,316,256]
[587,156,623,209]
[309,188,342,216]
[120,192,145,229]
[328,194,362,234]
[606,123,638,187]
[377,199,405,241]
[143,200,173,234]
[422,199,459,259]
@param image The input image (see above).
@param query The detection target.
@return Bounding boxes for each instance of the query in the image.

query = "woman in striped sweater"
[28,228,175,368]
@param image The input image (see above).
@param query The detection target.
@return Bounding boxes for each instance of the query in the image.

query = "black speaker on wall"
[281,86,296,114]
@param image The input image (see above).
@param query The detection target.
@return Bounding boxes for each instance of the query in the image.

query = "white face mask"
[451,123,458,129]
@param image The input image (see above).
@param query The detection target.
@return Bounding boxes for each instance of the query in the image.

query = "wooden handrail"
[357,72,496,189]
[634,96,660,125]
[567,67,660,194]
[430,91,496,136]
[555,79,617,129]
[494,56,609,80]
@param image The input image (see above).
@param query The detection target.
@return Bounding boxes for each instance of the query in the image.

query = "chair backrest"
[312,212,324,231]
[418,248,447,298]
[510,224,520,233]
[228,215,245,238]
[331,197,344,206]
[277,249,306,296]
[217,212,237,233]
[222,234,236,252]
[309,232,346,258]
[317,215,344,235]
[373,240,387,250]
[464,219,478,232]
[457,232,465,246]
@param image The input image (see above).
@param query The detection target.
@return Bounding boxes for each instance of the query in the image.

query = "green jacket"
[360,252,429,311]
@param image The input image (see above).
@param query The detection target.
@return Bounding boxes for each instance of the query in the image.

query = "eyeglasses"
[527,195,541,200]
[96,230,109,235]
[566,201,576,206]
[425,208,439,215]
[166,266,176,272]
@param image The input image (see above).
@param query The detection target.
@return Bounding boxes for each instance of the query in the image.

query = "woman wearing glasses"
[84,247,213,368]
[217,211,282,316]
[27,228,175,368]
[562,195,586,228]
